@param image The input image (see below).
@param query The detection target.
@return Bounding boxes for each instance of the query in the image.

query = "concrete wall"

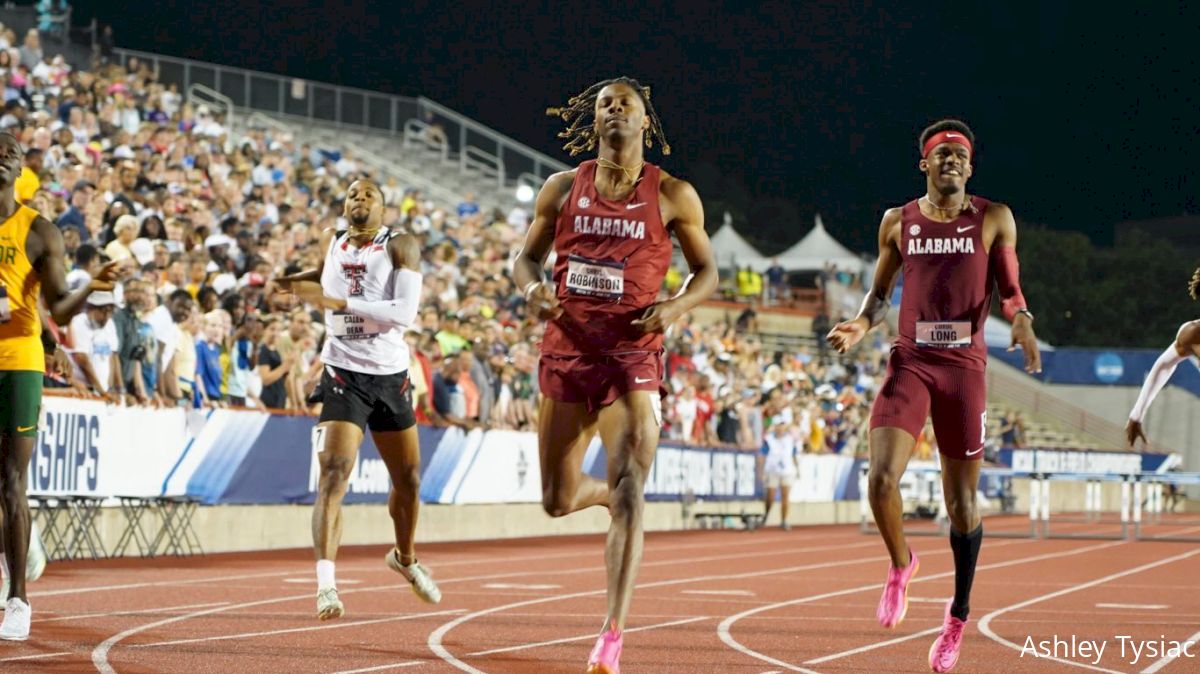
[1043,383,1200,466]
[69,499,862,558]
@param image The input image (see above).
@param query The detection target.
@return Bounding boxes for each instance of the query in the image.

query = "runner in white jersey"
[277,179,440,621]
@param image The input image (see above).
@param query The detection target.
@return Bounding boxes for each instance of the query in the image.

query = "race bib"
[565,254,625,301]
[915,321,972,348]
[0,285,10,324]
[328,311,385,340]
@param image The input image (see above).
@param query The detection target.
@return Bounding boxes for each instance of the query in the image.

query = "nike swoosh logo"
[956,225,975,233]
[16,426,34,433]
[626,203,646,209]
[945,133,961,139]
[634,376,654,384]
[965,446,983,456]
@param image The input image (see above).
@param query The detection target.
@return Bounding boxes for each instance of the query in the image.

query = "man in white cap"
[66,291,122,402]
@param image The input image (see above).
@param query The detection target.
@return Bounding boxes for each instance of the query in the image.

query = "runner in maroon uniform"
[513,77,717,674]
[828,120,1041,672]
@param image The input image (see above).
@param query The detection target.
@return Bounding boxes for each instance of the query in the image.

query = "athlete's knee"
[868,466,901,500]
[944,489,978,530]
[318,456,355,493]
[394,466,420,495]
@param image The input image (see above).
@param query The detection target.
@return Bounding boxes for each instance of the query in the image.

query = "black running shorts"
[317,365,416,432]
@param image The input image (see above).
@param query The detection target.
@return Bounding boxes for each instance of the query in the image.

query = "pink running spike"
[586,620,623,674]
[929,599,967,672]
[876,548,920,628]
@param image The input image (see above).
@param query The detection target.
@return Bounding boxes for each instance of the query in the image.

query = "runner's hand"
[524,281,562,320]
[826,317,869,354]
[632,300,681,333]
[89,261,123,291]
[1125,419,1147,447]
[1008,315,1042,373]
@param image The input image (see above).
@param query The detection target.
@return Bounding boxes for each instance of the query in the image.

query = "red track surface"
[3,524,1199,673]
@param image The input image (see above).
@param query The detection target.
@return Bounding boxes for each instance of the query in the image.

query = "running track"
[3,524,1199,673]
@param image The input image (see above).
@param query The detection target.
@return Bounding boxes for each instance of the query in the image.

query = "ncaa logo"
[577,196,591,209]
[909,224,921,236]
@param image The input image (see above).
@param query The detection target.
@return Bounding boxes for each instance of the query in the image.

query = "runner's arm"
[1129,323,1197,423]
[662,177,718,314]
[512,172,573,297]
[275,228,335,285]
[854,209,903,330]
[30,215,120,325]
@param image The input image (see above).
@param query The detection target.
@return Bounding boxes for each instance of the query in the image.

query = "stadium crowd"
[7,25,890,457]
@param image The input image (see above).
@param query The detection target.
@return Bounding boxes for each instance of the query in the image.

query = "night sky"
[72,1,1200,253]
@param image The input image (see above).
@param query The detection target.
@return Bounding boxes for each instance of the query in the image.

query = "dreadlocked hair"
[1190,266,1200,301]
[546,77,671,157]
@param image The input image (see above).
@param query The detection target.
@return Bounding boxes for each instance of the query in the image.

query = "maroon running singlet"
[538,160,672,411]
[870,196,996,459]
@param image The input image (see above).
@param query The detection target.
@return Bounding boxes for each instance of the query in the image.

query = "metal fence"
[112,48,566,184]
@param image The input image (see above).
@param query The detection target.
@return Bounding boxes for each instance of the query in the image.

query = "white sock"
[0,552,7,579]
[316,560,336,589]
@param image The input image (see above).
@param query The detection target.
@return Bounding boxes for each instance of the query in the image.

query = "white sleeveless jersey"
[319,229,411,375]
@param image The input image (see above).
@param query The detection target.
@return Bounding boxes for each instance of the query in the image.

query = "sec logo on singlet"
[578,196,591,209]
[909,224,921,236]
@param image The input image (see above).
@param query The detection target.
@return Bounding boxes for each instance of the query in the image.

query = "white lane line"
[0,650,74,663]
[283,578,363,584]
[33,601,229,624]
[466,616,710,657]
[426,538,1003,674]
[908,597,951,603]
[1095,603,1168,610]
[88,534,869,672]
[1141,628,1200,674]
[131,608,466,648]
[330,660,427,674]
[36,529,847,599]
[682,590,755,597]
[716,540,1125,674]
[481,583,561,590]
[977,548,1200,674]
[803,627,941,664]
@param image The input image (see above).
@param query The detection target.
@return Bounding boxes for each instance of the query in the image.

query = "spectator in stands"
[196,312,225,406]
[431,353,476,429]
[113,277,158,405]
[104,213,137,262]
[255,316,292,409]
[457,192,479,218]
[766,257,786,303]
[146,289,194,403]
[67,291,121,401]
[19,30,42,71]
[56,179,92,242]
[812,306,831,364]
[15,147,40,203]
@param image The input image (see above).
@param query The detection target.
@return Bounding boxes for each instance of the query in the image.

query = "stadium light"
[515,183,535,203]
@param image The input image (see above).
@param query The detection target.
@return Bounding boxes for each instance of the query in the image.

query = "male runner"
[0,132,118,639]
[827,120,1041,672]
[514,77,718,674]
[1125,268,1200,447]
[278,179,440,621]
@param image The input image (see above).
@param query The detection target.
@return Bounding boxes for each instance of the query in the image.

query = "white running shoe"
[0,598,30,641]
[386,550,442,604]
[316,587,344,621]
[26,522,47,582]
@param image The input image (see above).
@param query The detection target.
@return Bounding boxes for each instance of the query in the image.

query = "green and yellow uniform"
[0,205,44,437]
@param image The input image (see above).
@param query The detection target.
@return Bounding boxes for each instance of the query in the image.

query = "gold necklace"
[920,194,972,218]
[596,157,644,185]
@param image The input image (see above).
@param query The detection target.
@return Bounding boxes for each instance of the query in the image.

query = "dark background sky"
[69,1,1200,253]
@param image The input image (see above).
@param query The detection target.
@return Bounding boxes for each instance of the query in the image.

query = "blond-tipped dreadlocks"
[546,77,671,157]
[1190,266,1199,300]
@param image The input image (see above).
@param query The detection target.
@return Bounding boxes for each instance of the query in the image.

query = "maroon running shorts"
[869,348,988,460]
[538,351,666,413]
